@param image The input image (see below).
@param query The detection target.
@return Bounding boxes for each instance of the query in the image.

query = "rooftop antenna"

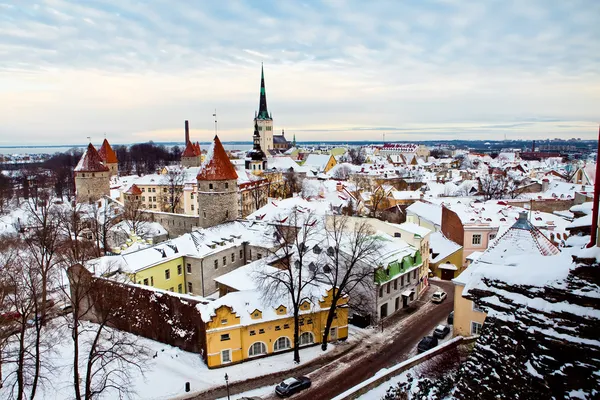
[213,109,217,136]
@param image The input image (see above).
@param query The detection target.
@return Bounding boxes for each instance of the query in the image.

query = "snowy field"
[0,320,338,400]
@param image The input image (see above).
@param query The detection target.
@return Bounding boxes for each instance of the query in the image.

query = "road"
[287,280,454,400]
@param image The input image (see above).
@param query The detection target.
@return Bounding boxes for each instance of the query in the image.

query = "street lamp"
[224,373,230,400]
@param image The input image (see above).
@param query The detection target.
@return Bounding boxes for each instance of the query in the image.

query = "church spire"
[257,63,270,120]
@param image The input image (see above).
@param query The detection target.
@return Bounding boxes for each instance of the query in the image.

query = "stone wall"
[68,264,207,355]
[147,210,199,237]
[441,206,464,246]
[197,179,239,228]
[75,171,110,204]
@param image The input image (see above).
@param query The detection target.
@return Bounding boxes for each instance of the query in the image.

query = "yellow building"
[429,232,463,280]
[130,256,189,294]
[452,281,486,336]
[200,288,348,368]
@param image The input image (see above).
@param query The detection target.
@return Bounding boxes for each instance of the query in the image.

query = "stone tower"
[245,121,267,175]
[98,138,118,177]
[75,143,110,204]
[181,120,202,167]
[196,135,239,228]
[254,64,273,151]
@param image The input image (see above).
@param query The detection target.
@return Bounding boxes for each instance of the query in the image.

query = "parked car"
[275,376,311,397]
[417,336,439,353]
[0,311,21,323]
[447,311,454,325]
[433,324,450,339]
[431,291,447,303]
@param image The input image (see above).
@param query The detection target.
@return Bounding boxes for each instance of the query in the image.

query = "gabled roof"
[125,184,142,195]
[98,139,118,164]
[196,135,238,181]
[75,143,109,173]
[182,140,200,158]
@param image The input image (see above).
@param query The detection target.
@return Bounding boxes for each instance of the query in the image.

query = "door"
[441,269,455,280]
[380,303,388,318]
[395,297,400,311]
[403,296,408,308]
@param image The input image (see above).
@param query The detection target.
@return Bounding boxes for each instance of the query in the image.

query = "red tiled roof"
[182,140,200,158]
[125,184,142,195]
[75,143,109,173]
[98,139,118,164]
[196,135,238,181]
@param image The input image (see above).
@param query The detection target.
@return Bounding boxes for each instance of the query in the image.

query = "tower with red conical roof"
[181,121,202,167]
[98,138,119,177]
[74,143,111,203]
[196,135,239,228]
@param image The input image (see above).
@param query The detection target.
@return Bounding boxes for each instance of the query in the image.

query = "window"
[221,349,231,364]
[249,330,256,336]
[249,342,267,357]
[249,249,252,259]
[239,249,243,259]
[188,282,193,293]
[152,188,156,192]
[299,332,314,346]
[225,210,229,219]
[150,276,154,286]
[489,233,496,241]
[307,318,313,325]
[394,279,398,290]
[225,182,229,189]
[413,270,417,279]
[471,321,483,335]
[178,283,182,293]
[258,328,265,334]
[275,325,281,331]
[387,283,390,294]
[223,256,227,266]
[401,275,404,286]
[186,263,191,274]
[209,183,214,190]
[142,196,145,201]
[163,188,167,193]
[141,188,145,192]
[274,337,291,352]
[191,204,194,211]
[177,265,182,275]
[143,278,149,285]
[221,319,228,325]
[221,334,230,341]
[165,269,170,280]
[472,234,482,245]
[257,253,262,259]
[379,287,383,297]
[231,253,235,262]
[214,260,218,269]
[283,324,290,329]
[169,287,174,292]
[203,211,207,218]
[473,302,484,313]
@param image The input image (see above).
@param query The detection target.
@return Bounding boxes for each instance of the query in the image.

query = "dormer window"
[294,260,301,268]
[313,245,321,254]
[327,247,335,256]
[309,262,316,272]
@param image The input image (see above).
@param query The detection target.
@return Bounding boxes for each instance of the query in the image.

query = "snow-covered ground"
[0,320,340,400]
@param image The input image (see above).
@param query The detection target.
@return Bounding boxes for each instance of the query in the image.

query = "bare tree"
[23,191,61,325]
[57,203,99,265]
[87,199,120,257]
[253,210,320,364]
[347,148,366,165]
[369,186,390,218]
[122,196,148,237]
[249,180,269,212]
[0,174,13,213]
[332,164,352,180]
[283,169,301,198]
[478,175,506,201]
[319,216,380,350]
[160,168,185,213]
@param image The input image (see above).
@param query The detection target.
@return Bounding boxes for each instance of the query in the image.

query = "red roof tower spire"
[196,135,238,181]
[98,138,118,164]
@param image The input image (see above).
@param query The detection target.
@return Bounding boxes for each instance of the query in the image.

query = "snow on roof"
[395,222,431,237]
[570,202,593,215]
[430,232,462,263]
[213,259,280,291]
[196,135,238,181]
[303,154,332,170]
[390,190,422,200]
[567,214,592,229]
[406,201,442,226]
[438,263,458,270]
[466,251,483,261]
[88,221,277,275]
[266,156,304,172]
[75,143,109,173]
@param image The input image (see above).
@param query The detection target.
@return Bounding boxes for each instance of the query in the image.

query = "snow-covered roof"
[406,201,442,226]
[567,214,592,229]
[390,190,422,200]
[303,154,332,170]
[396,222,431,238]
[430,232,462,263]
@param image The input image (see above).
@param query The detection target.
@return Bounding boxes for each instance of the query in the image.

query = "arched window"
[249,342,267,357]
[273,337,291,352]
[299,332,314,346]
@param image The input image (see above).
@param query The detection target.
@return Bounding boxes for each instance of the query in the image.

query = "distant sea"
[0,143,254,155]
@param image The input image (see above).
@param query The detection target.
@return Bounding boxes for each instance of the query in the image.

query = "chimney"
[541,178,549,192]
[532,140,535,152]
[185,120,190,144]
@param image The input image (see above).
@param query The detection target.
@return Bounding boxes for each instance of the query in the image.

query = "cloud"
[0,0,598,144]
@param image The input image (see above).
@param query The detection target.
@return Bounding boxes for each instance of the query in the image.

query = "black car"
[417,336,438,353]
[447,311,454,325]
[275,376,311,397]
[433,324,450,339]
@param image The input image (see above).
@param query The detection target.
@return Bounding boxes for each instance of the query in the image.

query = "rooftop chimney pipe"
[532,140,535,152]
[185,120,190,144]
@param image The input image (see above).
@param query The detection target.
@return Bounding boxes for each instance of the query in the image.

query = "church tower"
[74,143,111,204]
[196,135,239,228]
[254,64,274,151]
[245,121,267,174]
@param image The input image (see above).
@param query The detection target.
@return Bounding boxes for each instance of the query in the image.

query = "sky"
[0,0,599,145]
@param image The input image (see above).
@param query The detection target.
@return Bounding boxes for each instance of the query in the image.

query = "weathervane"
[213,109,217,136]
[87,136,91,143]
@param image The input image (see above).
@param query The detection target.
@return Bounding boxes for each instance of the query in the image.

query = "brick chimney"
[185,120,190,144]
[336,181,344,192]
